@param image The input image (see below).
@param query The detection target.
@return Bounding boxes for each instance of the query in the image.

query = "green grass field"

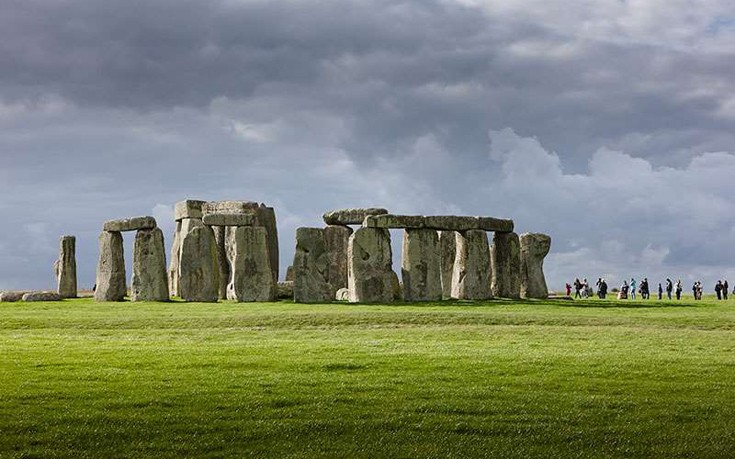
[2,296,735,458]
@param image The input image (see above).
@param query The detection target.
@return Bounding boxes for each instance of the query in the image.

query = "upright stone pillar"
[212,226,229,300]
[451,230,492,300]
[179,226,219,302]
[256,205,280,285]
[439,231,457,300]
[226,226,275,302]
[324,225,352,294]
[491,232,521,299]
[519,233,551,299]
[347,227,394,303]
[56,235,77,298]
[168,221,182,296]
[293,228,332,303]
[94,231,126,301]
[401,228,442,301]
[131,228,169,301]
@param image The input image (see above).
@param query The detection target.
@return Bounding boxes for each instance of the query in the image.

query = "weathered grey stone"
[0,291,28,302]
[439,231,457,300]
[277,281,294,299]
[401,228,442,301]
[323,208,389,225]
[335,287,349,301]
[56,235,77,298]
[212,226,229,300]
[391,272,402,300]
[202,200,259,214]
[293,227,332,303]
[22,291,61,302]
[519,233,551,299]
[363,214,425,229]
[285,265,294,281]
[103,216,157,232]
[202,213,255,227]
[255,205,279,284]
[324,225,353,294]
[131,228,169,302]
[451,230,492,300]
[491,232,521,299]
[174,200,206,221]
[168,220,182,297]
[477,217,514,233]
[179,226,219,302]
[347,227,394,303]
[424,216,479,231]
[226,226,275,302]
[95,231,127,302]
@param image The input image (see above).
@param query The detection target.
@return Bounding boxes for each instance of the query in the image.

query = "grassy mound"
[1,297,734,458]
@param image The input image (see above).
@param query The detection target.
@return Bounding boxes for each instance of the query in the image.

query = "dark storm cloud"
[0,0,734,290]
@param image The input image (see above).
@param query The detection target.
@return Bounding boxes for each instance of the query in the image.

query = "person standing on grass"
[665,278,673,300]
[723,280,729,300]
[600,279,608,299]
[658,283,663,300]
[715,280,723,300]
[574,278,582,298]
[619,280,629,299]
[565,283,572,296]
[641,278,650,299]
[630,278,637,300]
[675,279,683,300]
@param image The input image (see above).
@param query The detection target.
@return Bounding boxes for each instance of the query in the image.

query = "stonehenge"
[79,202,550,304]
[519,233,552,299]
[55,235,77,298]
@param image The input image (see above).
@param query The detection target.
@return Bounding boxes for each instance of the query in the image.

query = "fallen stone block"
[323,208,389,225]
[335,288,349,301]
[363,214,425,229]
[277,281,294,300]
[103,216,157,232]
[0,291,28,302]
[22,291,61,302]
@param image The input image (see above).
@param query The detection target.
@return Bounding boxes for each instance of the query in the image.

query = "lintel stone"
[363,214,425,229]
[174,200,206,220]
[477,217,514,233]
[323,208,389,225]
[202,213,255,227]
[103,216,157,232]
[423,216,479,231]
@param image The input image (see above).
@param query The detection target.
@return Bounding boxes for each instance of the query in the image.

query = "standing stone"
[491,232,521,299]
[212,226,229,300]
[293,228,332,303]
[285,265,294,281]
[56,235,77,298]
[131,228,169,302]
[168,220,182,296]
[451,230,492,300]
[323,225,353,294]
[179,226,219,302]
[519,233,551,299]
[401,228,442,301]
[94,231,126,302]
[256,205,280,285]
[439,231,457,300]
[347,227,394,303]
[226,226,275,302]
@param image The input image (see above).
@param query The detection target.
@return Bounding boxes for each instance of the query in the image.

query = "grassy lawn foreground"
[1,297,735,458]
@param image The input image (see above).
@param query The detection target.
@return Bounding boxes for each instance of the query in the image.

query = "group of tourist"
[566,277,731,300]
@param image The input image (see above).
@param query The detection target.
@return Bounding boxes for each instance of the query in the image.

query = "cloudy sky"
[1,0,734,292]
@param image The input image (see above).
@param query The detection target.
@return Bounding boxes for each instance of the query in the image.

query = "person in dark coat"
[665,279,673,300]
